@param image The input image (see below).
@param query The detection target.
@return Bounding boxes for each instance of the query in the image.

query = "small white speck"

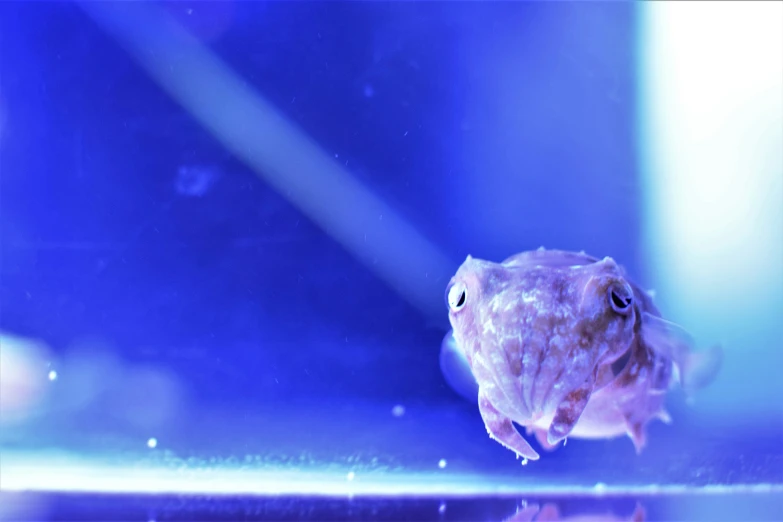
[438,459,447,469]
[147,438,158,449]
[521,457,529,466]
[438,502,446,514]
[391,405,405,417]
[594,482,607,493]
[48,370,58,381]
[563,437,568,446]
[346,471,355,481]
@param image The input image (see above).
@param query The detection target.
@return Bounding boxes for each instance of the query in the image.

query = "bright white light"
[639,0,783,317]
[638,0,783,416]
[146,438,158,449]
[346,471,355,482]
[437,459,447,469]
[48,370,58,381]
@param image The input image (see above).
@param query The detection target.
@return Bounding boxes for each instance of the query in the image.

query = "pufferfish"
[441,248,723,462]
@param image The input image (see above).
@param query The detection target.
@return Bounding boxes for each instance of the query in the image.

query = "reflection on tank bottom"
[2,491,782,522]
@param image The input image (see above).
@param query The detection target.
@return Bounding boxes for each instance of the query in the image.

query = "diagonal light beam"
[78,1,454,322]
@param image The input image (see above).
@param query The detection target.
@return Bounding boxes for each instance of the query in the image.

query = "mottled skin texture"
[445,248,722,462]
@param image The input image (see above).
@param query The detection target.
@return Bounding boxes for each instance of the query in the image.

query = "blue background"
[1,4,780,520]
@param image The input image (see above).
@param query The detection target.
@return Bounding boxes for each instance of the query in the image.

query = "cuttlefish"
[441,248,722,461]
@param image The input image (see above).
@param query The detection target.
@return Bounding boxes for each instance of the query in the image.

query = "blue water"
[1,2,781,521]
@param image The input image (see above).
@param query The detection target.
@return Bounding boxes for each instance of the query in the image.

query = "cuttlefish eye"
[608,282,633,315]
[446,281,468,312]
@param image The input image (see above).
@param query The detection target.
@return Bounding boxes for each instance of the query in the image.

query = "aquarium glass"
[1,1,781,521]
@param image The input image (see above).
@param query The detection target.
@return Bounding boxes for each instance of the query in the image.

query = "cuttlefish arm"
[479,389,540,461]
[547,371,597,445]
[441,330,539,460]
[640,312,723,396]
[439,329,479,401]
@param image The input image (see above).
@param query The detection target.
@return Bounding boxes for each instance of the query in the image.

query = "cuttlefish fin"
[640,312,723,397]
[623,412,648,454]
[439,329,479,402]
[621,402,671,454]
[546,372,595,446]
[479,390,540,461]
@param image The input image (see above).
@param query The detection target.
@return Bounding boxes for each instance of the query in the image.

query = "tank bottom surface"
[2,490,782,522]
[3,400,781,521]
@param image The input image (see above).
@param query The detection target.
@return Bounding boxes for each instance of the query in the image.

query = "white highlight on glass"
[638,0,783,416]
[3,450,781,497]
[639,1,783,320]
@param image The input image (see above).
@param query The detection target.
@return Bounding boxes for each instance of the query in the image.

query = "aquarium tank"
[1,1,781,521]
